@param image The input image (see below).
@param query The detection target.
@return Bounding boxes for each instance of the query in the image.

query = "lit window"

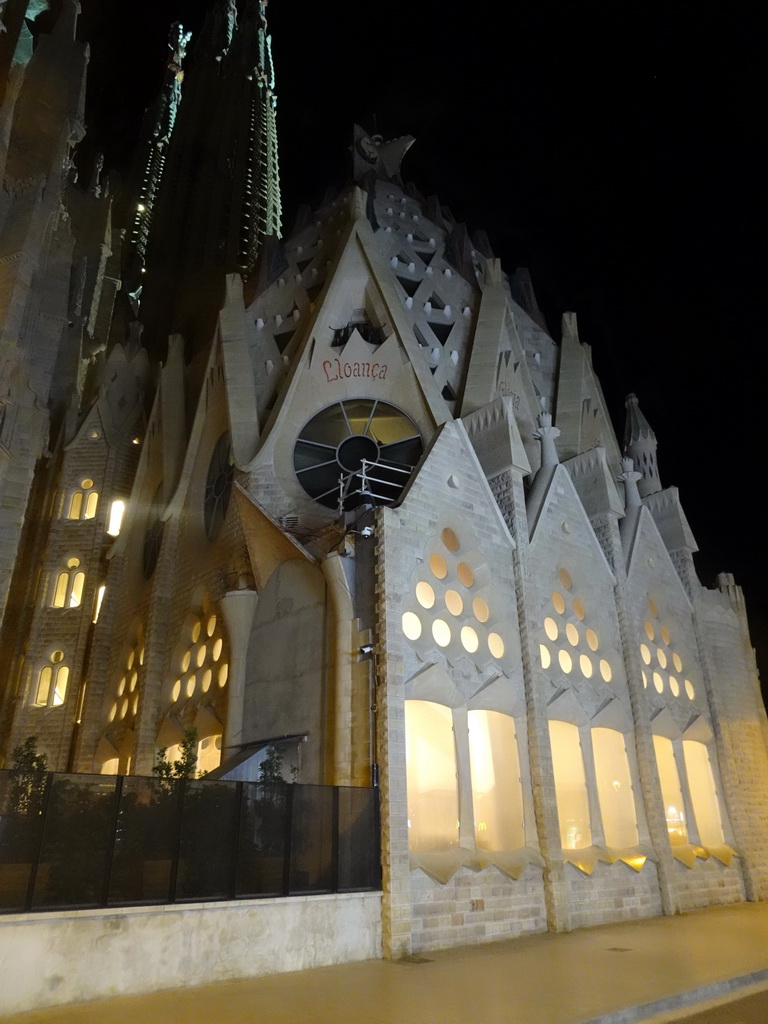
[197,734,223,775]
[468,711,524,851]
[106,499,126,537]
[683,740,725,846]
[405,700,459,852]
[652,735,688,845]
[66,478,98,521]
[592,728,638,848]
[93,584,106,623]
[34,651,69,707]
[549,721,591,849]
[50,559,85,609]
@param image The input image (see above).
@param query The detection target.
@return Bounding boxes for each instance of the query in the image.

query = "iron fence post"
[24,771,53,912]
[100,774,123,907]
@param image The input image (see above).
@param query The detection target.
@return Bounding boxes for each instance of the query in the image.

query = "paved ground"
[4,901,768,1024]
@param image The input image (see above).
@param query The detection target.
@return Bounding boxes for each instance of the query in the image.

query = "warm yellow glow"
[565,622,579,646]
[592,728,639,848]
[171,679,181,701]
[657,648,667,668]
[206,615,217,637]
[36,667,52,706]
[186,676,196,697]
[685,679,695,700]
[468,710,525,851]
[488,633,504,659]
[653,671,664,693]
[648,599,658,618]
[552,591,566,614]
[52,571,68,608]
[197,734,223,775]
[544,616,559,641]
[212,638,223,660]
[69,571,85,607]
[52,666,69,705]
[129,671,138,692]
[84,491,99,519]
[405,700,459,852]
[445,589,463,616]
[660,626,671,645]
[669,676,680,696]
[673,652,683,673]
[81,478,94,489]
[683,740,725,846]
[191,620,201,643]
[558,569,573,590]
[181,651,191,672]
[432,619,451,647]
[117,676,126,696]
[429,553,448,579]
[108,702,117,723]
[549,721,591,849]
[642,671,648,688]
[640,644,651,664]
[540,644,551,669]
[196,644,207,667]
[457,562,474,588]
[106,500,126,536]
[644,620,655,640]
[416,581,435,609]
[472,597,490,622]
[572,598,586,620]
[558,649,572,673]
[579,654,593,678]
[653,735,688,845]
[68,492,83,520]
[202,668,213,692]
[218,663,229,687]
[586,628,599,651]
[461,626,479,653]
[600,659,612,683]
[441,527,459,552]
[101,758,120,775]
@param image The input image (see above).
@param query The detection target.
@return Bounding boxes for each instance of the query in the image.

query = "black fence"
[0,770,381,914]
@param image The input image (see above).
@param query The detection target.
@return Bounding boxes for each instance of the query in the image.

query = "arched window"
[467,710,525,851]
[652,735,688,845]
[34,651,70,707]
[404,700,459,852]
[549,720,591,850]
[682,740,725,846]
[66,478,99,520]
[591,727,639,848]
[50,558,86,608]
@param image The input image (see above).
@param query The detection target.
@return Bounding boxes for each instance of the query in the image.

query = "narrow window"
[549,720,591,849]
[468,710,524,851]
[52,666,69,706]
[652,735,688,845]
[68,492,83,520]
[36,666,53,706]
[69,571,85,608]
[84,491,99,519]
[52,572,69,608]
[93,584,106,623]
[404,700,459,852]
[106,499,125,536]
[592,727,639,848]
[682,740,725,846]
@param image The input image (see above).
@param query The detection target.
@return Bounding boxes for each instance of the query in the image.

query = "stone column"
[220,588,259,758]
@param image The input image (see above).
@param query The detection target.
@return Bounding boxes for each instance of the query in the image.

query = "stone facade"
[0,0,767,963]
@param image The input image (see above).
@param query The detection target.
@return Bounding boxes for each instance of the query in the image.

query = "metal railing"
[0,770,381,914]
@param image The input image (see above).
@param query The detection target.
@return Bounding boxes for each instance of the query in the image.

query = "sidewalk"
[4,901,768,1024]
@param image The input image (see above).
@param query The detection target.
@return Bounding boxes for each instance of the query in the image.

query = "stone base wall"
[410,864,547,951]
[674,857,745,912]
[0,892,382,1015]
[566,860,663,930]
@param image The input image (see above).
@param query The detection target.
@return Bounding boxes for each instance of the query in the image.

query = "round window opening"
[293,400,422,510]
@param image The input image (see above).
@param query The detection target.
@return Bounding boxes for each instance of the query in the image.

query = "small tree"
[258,744,285,783]
[152,727,199,779]
[10,736,48,774]
[9,736,49,815]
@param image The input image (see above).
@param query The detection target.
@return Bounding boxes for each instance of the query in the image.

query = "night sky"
[73,1,766,689]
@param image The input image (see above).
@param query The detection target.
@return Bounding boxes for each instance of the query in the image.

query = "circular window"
[644,620,655,641]
[685,679,695,700]
[579,654,593,678]
[472,597,490,623]
[445,590,463,616]
[461,626,479,653]
[293,400,422,509]
[669,675,680,697]
[457,562,474,588]
[640,644,651,665]
[586,628,599,652]
[402,612,422,640]
[599,659,612,683]
[540,645,551,669]
[416,581,435,609]
[552,592,566,615]
[565,623,579,647]
[204,434,234,540]
[558,649,573,673]
[432,619,451,647]
[544,617,559,642]
[657,648,667,669]
[653,671,664,693]
[488,633,505,659]
[429,554,448,580]
[572,598,586,621]
[558,569,573,590]
[441,528,460,552]
[673,653,683,673]
[660,626,671,646]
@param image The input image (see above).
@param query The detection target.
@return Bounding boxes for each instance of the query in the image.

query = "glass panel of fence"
[31,774,117,910]
[235,782,287,898]
[108,777,181,905]
[0,769,48,911]
[175,779,239,901]
[337,786,379,892]
[289,784,334,895]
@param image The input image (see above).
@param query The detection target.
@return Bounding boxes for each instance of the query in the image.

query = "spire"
[196,0,237,61]
[623,393,661,497]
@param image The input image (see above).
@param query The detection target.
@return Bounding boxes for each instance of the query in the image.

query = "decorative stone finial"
[619,456,643,509]
[623,393,661,497]
[533,411,561,468]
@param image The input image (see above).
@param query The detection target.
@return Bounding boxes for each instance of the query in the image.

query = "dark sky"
[75,0,767,688]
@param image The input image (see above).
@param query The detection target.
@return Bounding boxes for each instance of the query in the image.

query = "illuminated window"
[652,735,688,845]
[468,711,524,851]
[592,728,638,848]
[106,499,126,537]
[405,700,459,852]
[683,740,725,846]
[66,478,99,521]
[93,584,106,623]
[549,721,591,849]
[34,651,69,707]
[50,558,86,608]
[197,734,223,775]
[165,599,229,711]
